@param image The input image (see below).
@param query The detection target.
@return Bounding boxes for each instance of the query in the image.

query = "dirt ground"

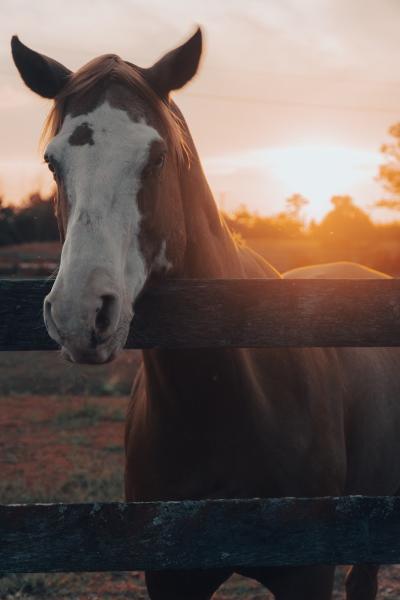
[1,387,400,599]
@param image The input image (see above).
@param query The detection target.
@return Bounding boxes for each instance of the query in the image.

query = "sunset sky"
[2,0,400,220]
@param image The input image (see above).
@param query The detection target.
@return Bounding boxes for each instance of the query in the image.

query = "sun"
[205,143,382,220]
[266,145,377,196]
[260,144,382,218]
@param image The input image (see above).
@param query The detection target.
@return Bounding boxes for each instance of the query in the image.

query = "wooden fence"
[1,278,400,572]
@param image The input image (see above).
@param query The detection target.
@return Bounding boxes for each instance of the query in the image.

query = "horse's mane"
[41,54,189,164]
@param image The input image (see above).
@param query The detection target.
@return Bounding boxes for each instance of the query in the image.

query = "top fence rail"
[1,278,400,350]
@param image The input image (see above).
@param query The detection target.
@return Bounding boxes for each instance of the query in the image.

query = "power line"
[206,65,400,87]
[3,62,399,115]
[185,91,400,115]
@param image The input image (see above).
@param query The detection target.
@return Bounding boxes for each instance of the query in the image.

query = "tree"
[0,197,18,245]
[0,192,59,246]
[375,123,400,212]
[316,195,374,243]
[374,198,400,211]
[285,193,309,220]
[13,192,59,243]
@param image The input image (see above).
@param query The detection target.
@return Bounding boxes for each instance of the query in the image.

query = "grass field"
[1,238,399,277]
[0,389,272,599]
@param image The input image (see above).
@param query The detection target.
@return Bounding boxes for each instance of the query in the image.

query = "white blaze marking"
[46,101,162,307]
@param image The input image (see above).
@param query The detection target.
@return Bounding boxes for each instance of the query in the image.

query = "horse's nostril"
[95,294,119,336]
[43,297,63,343]
[44,299,52,327]
[96,310,110,331]
[44,298,56,332]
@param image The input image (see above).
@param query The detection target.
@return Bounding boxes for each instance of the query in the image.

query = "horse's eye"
[143,154,166,179]
[44,155,58,177]
[154,154,165,169]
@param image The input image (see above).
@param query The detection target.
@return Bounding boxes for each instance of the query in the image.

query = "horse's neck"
[141,107,284,414]
[173,105,244,279]
[175,117,279,280]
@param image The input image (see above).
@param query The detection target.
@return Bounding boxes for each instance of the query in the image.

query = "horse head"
[11,29,202,363]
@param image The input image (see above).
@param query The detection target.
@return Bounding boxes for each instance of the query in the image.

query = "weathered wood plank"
[1,496,400,572]
[1,279,400,350]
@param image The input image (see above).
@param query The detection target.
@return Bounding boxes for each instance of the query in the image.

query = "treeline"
[1,190,400,247]
[224,195,400,242]
[0,193,59,246]
[225,195,400,275]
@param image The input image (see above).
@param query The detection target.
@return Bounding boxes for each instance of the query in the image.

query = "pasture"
[0,353,270,599]
[1,238,400,279]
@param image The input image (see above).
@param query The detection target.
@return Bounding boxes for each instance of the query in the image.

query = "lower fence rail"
[1,496,400,572]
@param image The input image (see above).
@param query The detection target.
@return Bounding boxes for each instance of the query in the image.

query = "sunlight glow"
[0,160,53,205]
[204,144,382,219]
[265,145,381,202]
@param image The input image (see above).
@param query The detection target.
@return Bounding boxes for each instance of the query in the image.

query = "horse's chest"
[125,391,344,501]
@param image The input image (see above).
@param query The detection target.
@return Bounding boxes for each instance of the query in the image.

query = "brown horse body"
[125,119,400,599]
[11,29,400,599]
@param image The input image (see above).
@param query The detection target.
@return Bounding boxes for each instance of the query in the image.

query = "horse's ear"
[144,27,202,97]
[11,36,71,99]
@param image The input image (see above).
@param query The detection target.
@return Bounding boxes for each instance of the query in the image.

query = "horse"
[283,261,392,279]
[11,29,400,600]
